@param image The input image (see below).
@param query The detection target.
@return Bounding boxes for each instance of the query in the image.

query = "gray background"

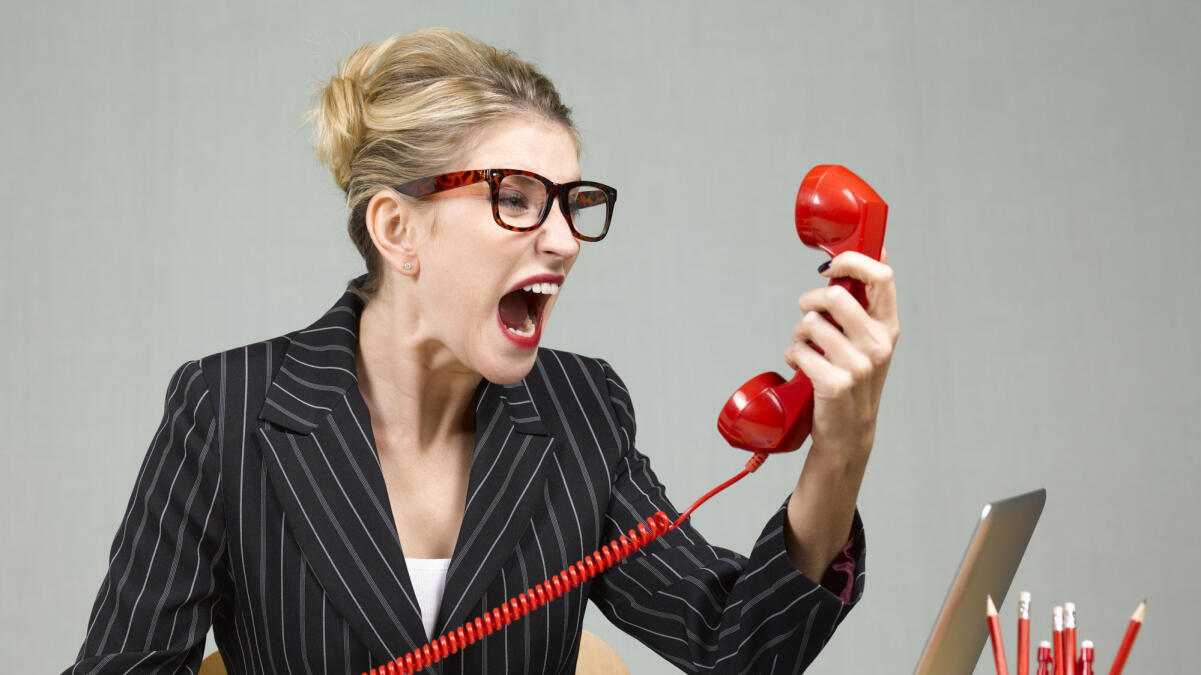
[3,1,1198,672]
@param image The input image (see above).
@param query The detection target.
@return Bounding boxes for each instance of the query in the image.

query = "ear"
[364,188,423,275]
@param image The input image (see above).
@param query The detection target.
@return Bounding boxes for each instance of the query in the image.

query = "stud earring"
[403,262,412,271]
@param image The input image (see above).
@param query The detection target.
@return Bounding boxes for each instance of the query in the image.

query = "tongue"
[498,291,530,329]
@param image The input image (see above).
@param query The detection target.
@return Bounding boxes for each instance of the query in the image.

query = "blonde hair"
[307,27,577,302]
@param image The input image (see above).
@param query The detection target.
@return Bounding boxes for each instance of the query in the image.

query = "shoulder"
[529,347,626,397]
[167,330,299,446]
[189,333,295,398]
[526,347,637,435]
[182,280,365,412]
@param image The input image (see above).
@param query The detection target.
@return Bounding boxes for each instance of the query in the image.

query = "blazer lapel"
[435,378,556,635]
[255,287,428,660]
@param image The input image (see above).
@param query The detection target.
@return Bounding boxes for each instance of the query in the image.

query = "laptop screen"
[914,489,1046,674]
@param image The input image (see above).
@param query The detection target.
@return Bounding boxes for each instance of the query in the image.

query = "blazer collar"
[257,279,366,434]
[254,277,555,660]
[258,278,551,437]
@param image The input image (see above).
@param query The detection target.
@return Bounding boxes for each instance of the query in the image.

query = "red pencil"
[1064,602,1077,675]
[1052,606,1064,675]
[987,595,1010,675]
[1018,591,1031,675]
[1080,639,1094,675]
[1037,640,1052,675]
[1107,600,1145,675]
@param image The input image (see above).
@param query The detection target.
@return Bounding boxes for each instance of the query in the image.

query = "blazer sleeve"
[588,359,865,674]
[66,360,226,675]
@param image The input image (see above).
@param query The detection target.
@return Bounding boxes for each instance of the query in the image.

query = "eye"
[498,188,530,212]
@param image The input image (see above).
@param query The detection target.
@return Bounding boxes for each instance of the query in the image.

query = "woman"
[68,27,898,674]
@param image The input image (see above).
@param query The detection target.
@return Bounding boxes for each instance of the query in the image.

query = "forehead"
[460,117,581,183]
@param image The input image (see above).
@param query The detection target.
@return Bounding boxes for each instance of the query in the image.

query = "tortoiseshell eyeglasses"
[394,169,617,242]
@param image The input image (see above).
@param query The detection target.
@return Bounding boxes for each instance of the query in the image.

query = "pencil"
[1064,602,1077,675]
[1052,606,1064,675]
[1107,600,1145,675]
[1018,591,1031,675]
[1080,639,1094,675]
[1037,640,1052,675]
[987,595,1010,675]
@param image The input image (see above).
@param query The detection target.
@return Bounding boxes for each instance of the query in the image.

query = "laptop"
[913,488,1047,675]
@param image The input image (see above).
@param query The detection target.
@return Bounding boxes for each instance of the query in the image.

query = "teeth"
[521,282,559,295]
[506,315,536,338]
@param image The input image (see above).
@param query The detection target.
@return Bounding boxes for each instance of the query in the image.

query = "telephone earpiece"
[717,165,888,454]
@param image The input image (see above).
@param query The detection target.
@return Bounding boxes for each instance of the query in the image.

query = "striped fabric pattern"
[67,280,865,674]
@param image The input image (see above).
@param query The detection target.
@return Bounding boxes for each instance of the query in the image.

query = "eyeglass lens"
[497,174,610,238]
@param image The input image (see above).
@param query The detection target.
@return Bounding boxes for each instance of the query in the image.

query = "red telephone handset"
[365,165,888,675]
[717,165,888,455]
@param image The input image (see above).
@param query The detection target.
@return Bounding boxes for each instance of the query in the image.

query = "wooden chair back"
[198,629,628,674]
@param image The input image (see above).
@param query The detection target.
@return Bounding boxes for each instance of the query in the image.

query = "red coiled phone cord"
[362,451,768,675]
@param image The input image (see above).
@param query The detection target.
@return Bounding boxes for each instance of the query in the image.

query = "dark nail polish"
[817,261,831,274]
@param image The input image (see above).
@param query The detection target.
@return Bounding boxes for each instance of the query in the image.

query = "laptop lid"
[913,488,1047,675]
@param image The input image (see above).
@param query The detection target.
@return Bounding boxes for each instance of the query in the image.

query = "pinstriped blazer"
[67,279,865,674]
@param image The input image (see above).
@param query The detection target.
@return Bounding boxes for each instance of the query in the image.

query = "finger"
[791,310,869,374]
[783,339,851,395]
[818,250,890,284]
[820,251,897,324]
[880,246,888,265]
[797,285,873,343]
[798,284,897,360]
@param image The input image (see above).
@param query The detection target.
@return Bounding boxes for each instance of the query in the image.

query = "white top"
[405,557,452,640]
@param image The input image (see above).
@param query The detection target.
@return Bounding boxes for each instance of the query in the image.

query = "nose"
[537,198,581,260]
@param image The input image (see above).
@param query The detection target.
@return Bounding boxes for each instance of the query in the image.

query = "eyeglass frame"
[392,169,617,242]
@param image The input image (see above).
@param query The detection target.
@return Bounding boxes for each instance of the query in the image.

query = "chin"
[478,351,538,385]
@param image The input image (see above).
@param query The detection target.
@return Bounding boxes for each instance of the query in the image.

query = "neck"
[356,289,482,456]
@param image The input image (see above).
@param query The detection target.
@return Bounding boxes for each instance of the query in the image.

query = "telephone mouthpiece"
[717,371,814,454]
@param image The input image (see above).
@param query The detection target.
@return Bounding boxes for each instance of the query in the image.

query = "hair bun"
[310,69,368,192]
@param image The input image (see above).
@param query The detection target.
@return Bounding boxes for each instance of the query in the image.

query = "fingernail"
[817,261,831,274]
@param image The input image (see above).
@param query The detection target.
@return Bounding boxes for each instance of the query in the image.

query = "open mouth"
[497,281,559,340]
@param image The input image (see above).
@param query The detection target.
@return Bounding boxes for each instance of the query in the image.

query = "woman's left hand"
[784,248,899,467]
